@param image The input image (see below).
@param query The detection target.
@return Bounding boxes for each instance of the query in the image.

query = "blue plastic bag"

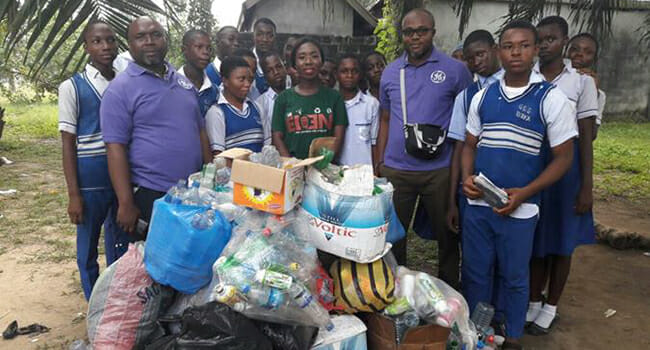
[386,206,406,244]
[145,197,232,294]
[413,203,436,240]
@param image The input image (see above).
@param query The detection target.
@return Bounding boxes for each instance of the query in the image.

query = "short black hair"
[217,25,237,36]
[232,47,256,60]
[401,8,435,28]
[464,29,495,49]
[500,20,539,44]
[291,38,325,68]
[569,32,599,55]
[337,53,361,71]
[82,19,112,43]
[259,51,283,72]
[182,29,210,46]
[254,17,276,32]
[323,58,337,65]
[537,15,569,37]
[220,56,252,79]
[362,52,386,71]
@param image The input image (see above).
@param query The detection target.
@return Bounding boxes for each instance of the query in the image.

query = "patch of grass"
[2,102,59,139]
[594,122,650,200]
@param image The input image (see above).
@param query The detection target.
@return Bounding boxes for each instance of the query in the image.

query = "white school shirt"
[339,91,380,166]
[448,69,504,141]
[533,59,599,126]
[58,64,115,135]
[205,94,271,151]
[466,70,578,219]
[178,66,214,94]
[256,87,280,128]
[596,89,606,125]
[112,51,133,73]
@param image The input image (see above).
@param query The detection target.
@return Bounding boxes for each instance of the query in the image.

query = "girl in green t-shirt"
[271,38,348,159]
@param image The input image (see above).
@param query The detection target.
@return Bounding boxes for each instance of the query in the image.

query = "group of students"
[449,17,604,349]
[58,9,606,350]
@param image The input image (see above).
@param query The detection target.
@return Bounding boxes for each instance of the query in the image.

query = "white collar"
[178,66,212,92]
[344,90,365,107]
[253,48,264,75]
[264,88,279,100]
[217,93,251,114]
[533,59,575,83]
[499,69,545,88]
[477,69,504,87]
[85,63,116,81]
[213,56,222,69]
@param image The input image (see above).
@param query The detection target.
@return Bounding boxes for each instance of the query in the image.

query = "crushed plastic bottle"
[249,145,282,168]
[393,311,419,344]
[471,302,495,335]
[288,282,334,330]
[191,209,216,230]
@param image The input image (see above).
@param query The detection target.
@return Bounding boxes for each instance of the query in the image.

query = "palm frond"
[498,0,620,44]
[451,0,475,39]
[1,0,182,79]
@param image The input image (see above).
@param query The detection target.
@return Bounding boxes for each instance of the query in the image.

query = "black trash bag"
[146,301,273,350]
[254,321,319,350]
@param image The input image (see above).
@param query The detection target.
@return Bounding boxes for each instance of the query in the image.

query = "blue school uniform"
[461,72,577,338]
[178,66,218,118]
[533,61,598,257]
[68,71,129,300]
[205,94,268,153]
[221,101,265,152]
[205,62,222,90]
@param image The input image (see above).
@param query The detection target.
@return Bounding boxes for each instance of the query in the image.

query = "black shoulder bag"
[400,68,447,160]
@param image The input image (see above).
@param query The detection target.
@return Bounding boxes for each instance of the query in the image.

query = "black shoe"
[526,314,558,336]
[502,340,523,350]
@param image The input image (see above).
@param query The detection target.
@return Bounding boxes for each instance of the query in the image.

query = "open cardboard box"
[219,148,323,215]
[364,313,450,350]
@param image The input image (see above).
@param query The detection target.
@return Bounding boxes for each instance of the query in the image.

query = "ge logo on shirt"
[430,70,446,84]
[177,78,193,90]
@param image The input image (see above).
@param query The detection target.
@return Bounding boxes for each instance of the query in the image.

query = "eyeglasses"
[402,27,433,38]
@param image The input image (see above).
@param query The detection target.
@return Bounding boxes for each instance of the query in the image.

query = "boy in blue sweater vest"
[58,21,129,300]
[460,20,577,349]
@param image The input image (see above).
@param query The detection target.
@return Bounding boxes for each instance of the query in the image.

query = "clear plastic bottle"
[182,181,202,206]
[167,179,188,204]
[393,311,419,344]
[471,302,495,334]
[242,284,285,309]
[191,209,216,230]
[288,282,334,330]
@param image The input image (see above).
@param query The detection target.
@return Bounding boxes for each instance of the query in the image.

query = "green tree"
[0,0,183,79]
[375,0,638,54]
[186,0,215,33]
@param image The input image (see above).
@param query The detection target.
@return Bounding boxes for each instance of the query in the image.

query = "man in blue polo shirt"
[101,17,212,237]
[376,8,472,288]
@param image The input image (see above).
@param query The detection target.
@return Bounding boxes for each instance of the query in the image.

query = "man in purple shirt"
[101,17,211,238]
[376,8,472,288]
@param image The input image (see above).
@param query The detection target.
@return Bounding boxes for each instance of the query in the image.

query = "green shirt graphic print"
[272,86,349,159]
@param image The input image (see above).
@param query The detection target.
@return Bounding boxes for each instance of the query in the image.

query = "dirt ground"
[0,158,649,349]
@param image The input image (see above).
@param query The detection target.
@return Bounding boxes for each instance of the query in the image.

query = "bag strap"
[400,68,408,126]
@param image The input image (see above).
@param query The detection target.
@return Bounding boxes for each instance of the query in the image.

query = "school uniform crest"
[430,70,446,84]
[177,77,193,90]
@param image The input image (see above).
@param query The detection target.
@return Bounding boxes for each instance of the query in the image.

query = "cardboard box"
[220,148,322,215]
[364,313,450,350]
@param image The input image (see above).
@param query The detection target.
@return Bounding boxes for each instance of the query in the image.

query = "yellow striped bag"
[330,258,395,313]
